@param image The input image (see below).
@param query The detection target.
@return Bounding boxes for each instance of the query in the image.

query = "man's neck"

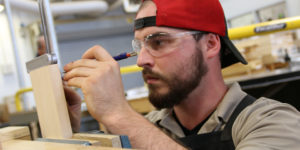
[173,74,228,130]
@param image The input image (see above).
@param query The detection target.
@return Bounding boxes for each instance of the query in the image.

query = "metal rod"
[38,0,50,53]
[3,0,26,88]
[38,0,61,69]
[229,16,300,40]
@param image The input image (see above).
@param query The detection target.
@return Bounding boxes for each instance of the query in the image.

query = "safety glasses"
[132,31,202,57]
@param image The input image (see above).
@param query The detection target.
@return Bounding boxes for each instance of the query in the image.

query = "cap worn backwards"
[136,0,248,68]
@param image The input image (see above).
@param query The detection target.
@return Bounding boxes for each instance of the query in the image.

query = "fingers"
[64,59,99,72]
[63,84,82,133]
[82,45,114,61]
[64,45,115,72]
[64,67,94,81]
[63,62,90,89]
[65,77,86,88]
[63,83,82,106]
[63,45,120,89]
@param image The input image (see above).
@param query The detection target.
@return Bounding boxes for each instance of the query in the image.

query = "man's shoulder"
[232,97,300,149]
[145,109,171,123]
[237,97,299,123]
[243,97,298,115]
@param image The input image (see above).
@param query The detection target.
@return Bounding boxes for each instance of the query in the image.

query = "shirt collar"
[215,82,247,123]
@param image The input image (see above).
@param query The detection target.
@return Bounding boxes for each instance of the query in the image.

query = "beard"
[143,47,208,109]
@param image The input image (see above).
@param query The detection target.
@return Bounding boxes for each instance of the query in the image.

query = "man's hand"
[63,45,131,124]
[64,83,82,132]
[63,45,186,149]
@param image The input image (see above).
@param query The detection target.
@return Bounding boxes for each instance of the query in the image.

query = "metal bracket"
[35,138,91,146]
[26,54,57,73]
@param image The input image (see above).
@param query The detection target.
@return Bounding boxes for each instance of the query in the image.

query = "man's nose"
[136,47,155,68]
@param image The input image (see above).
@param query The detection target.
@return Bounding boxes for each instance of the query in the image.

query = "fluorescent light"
[123,0,141,13]
[0,5,4,12]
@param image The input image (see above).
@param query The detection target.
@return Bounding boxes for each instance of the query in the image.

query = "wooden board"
[0,126,31,142]
[29,64,72,139]
[0,126,31,150]
[295,39,300,48]
[0,104,9,123]
[2,140,127,150]
[73,133,121,148]
[128,97,155,114]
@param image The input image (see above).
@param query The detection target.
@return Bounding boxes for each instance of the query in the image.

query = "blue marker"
[113,51,138,61]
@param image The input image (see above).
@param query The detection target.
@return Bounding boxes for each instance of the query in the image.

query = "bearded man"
[63,0,300,149]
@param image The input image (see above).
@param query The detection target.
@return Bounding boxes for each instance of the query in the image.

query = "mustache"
[142,67,167,81]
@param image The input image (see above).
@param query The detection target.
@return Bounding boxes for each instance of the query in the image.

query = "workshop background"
[0,0,300,133]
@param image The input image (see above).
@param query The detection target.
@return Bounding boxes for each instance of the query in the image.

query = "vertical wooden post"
[29,64,72,139]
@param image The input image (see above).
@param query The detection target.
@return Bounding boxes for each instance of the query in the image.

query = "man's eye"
[150,39,167,50]
[154,39,163,46]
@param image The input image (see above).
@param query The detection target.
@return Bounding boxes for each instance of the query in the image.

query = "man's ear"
[205,33,221,59]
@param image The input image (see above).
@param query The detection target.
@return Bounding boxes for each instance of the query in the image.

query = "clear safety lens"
[132,31,201,57]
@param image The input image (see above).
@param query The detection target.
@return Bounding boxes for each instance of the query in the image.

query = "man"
[36,35,46,57]
[63,0,300,149]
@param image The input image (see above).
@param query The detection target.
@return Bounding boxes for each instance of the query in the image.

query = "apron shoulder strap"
[221,95,256,141]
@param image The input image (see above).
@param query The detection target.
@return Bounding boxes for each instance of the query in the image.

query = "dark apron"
[178,95,256,150]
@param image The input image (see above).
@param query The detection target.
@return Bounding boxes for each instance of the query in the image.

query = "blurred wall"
[220,0,284,19]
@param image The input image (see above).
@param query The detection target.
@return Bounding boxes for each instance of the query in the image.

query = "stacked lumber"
[222,31,297,78]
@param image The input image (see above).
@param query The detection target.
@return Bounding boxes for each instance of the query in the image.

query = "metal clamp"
[26,54,57,73]
[26,0,61,73]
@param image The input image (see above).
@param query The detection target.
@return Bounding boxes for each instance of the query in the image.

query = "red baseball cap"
[135,0,247,68]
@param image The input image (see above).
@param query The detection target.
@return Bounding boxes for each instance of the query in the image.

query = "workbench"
[225,63,300,90]
[0,126,133,150]
[230,64,300,111]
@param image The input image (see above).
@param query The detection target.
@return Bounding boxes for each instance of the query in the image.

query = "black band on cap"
[134,16,156,30]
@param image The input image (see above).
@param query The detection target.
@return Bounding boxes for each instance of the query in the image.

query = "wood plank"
[2,140,128,150]
[0,126,31,142]
[29,64,72,139]
[128,97,155,114]
[73,133,122,148]
[0,126,31,149]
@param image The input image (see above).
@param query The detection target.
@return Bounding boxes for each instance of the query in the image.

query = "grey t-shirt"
[145,82,300,150]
